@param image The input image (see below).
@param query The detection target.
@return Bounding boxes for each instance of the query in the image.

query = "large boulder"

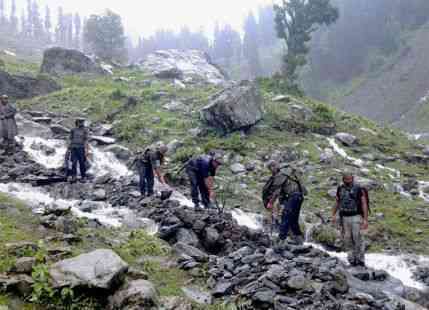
[49,249,128,289]
[140,49,226,85]
[200,81,263,132]
[0,70,61,99]
[40,47,109,76]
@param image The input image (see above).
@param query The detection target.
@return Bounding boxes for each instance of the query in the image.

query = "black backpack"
[338,185,370,216]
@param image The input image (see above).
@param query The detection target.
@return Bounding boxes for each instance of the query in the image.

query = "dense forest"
[2,0,429,85]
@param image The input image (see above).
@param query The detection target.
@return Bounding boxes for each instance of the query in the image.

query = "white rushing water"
[22,136,131,178]
[418,181,429,203]
[327,138,365,167]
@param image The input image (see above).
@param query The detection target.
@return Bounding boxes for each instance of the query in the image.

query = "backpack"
[338,185,370,216]
[262,169,306,208]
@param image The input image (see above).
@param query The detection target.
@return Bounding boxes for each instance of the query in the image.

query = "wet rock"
[108,280,159,310]
[335,132,358,146]
[32,117,52,125]
[78,200,105,212]
[204,227,220,250]
[174,243,208,263]
[287,274,308,290]
[90,135,116,145]
[200,81,263,133]
[44,203,71,216]
[181,286,212,305]
[105,144,132,161]
[49,249,128,289]
[252,289,275,305]
[41,47,109,75]
[93,189,107,201]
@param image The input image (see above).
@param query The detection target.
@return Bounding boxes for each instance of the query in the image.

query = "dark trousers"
[279,193,304,240]
[71,147,86,178]
[186,167,210,207]
[139,165,154,196]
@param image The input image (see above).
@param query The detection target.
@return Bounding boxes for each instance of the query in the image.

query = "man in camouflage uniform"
[263,160,307,245]
[0,95,18,155]
[134,143,168,197]
[69,118,89,182]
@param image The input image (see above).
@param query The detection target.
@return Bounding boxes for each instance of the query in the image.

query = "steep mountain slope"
[335,23,429,132]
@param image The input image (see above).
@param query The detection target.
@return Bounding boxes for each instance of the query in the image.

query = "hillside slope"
[334,23,429,132]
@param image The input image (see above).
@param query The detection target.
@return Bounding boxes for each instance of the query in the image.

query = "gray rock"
[176,229,200,247]
[212,281,233,297]
[140,50,226,85]
[166,139,183,155]
[181,286,212,305]
[78,200,106,212]
[49,249,128,289]
[355,176,379,190]
[173,243,208,262]
[423,146,429,156]
[32,117,52,125]
[93,189,107,201]
[287,274,307,290]
[204,227,220,249]
[13,257,37,274]
[230,163,246,174]
[252,289,276,304]
[50,124,70,135]
[0,70,61,100]
[335,132,358,146]
[288,104,315,122]
[320,148,335,163]
[200,81,263,132]
[0,274,34,296]
[108,280,159,310]
[41,47,109,75]
[90,136,116,145]
[164,100,187,112]
[105,144,132,161]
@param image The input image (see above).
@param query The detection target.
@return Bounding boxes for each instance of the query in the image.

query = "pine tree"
[26,0,33,37]
[0,0,6,28]
[74,13,81,49]
[10,0,18,34]
[66,13,73,48]
[243,12,261,78]
[32,0,44,40]
[44,5,52,42]
[20,9,26,37]
[55,7,66,46]
[258,5,277,46]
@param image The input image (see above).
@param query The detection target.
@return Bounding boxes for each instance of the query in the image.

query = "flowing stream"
[0,125,428,295]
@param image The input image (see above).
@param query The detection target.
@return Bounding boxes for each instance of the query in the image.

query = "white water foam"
[418,181,429,203]
[327,138,364,167]
[22,136,131,178]
[230,209,264,231]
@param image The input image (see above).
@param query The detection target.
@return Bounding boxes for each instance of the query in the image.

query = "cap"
[342,170,354,178]
[1,94,8,100]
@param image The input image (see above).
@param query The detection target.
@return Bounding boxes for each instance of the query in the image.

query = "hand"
[332,216,337,226]
[266,201,273,210]
[361,219,369,230]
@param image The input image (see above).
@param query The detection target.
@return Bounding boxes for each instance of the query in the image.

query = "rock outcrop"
[40,47,110,76]
[0,70,61,99]
[139,50,226,85]
[49,249,128,289]
[200,81,263,132]
[108,280,159,310]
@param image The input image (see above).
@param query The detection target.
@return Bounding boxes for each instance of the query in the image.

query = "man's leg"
[279,201,292,240]
[139,168,146,196]
[78,147,86,179]
[70,148,78,181]
[351,215,365,266]
[186,168,200,207]
[198,177,210,208]
[342,217,356,266]
[146,166,155,196]
[289,195,304,244]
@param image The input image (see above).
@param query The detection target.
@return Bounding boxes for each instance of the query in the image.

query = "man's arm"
[332,190,340,225]
[154,167,166,184]
[361,194,369,230]
[4,104,17,118]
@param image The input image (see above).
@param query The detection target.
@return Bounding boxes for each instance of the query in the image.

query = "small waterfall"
[327,138,364,167]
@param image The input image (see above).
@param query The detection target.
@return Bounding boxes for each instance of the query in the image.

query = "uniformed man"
[0,95,18,154]
[69,118,89,183]
[185,153,223,209]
